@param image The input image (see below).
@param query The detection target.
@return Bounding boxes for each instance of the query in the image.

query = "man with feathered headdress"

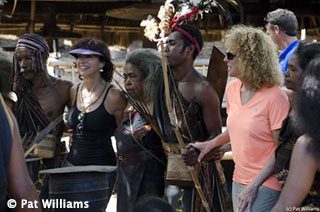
[13,33,72,199]
[154,24,226,212]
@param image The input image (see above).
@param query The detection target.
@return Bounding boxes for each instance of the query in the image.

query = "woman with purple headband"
[65,38,126,204]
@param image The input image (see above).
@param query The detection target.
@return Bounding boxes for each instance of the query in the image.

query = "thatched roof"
[0,0,319,47]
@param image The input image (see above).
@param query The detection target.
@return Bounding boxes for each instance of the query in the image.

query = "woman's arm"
[237,129,280,212]
[271,135,317,212]
[105,87,127,127]
[188,129,230,162]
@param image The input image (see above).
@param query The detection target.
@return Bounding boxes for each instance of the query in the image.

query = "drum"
[25,158,42,181]
[40,165,117,212]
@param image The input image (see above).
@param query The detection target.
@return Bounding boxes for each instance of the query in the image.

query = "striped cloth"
[15,34,50,73]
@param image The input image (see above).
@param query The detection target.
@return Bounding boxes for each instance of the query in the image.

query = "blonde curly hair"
[225,24,282,91]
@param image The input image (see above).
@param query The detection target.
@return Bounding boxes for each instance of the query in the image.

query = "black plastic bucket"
[40,165,116,212]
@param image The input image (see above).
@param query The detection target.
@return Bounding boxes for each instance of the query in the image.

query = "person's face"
[164,31,189,67]
[76,54,105,78]
[15,47,36,80]
[123,63,145,100]
[224,51,240,78]
[285,54,303,91]
[265,23,280,47]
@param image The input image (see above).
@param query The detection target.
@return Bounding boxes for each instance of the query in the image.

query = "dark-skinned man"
[154,24,225,212]
[13,34,73,200]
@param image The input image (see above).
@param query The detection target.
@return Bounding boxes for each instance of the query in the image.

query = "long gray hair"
[125,48,162,101]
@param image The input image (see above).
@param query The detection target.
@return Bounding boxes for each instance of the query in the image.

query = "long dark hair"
[296,57,320,158]
[296,40,320,71]
[71,38,114,82]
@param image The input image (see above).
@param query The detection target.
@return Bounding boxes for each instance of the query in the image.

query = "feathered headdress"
[140,0,243,42]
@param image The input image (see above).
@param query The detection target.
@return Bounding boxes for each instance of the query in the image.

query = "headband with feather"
[141,0,242,42]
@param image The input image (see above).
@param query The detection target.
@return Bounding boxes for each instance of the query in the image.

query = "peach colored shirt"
[226,79,289,191]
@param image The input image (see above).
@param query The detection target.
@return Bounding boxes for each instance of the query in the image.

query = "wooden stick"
[24,115,63,158]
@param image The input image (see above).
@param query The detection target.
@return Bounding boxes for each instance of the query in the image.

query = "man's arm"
[7,108,41,212]
[183,81,223,165]
[199,81,222,137]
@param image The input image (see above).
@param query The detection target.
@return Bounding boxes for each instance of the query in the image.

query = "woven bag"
[34,134,56,158]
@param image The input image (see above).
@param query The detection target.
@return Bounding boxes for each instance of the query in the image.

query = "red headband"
[169,7,201,54]
[171,26,201,54]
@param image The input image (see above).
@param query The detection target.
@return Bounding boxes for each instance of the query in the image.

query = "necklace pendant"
[78,111,85,121]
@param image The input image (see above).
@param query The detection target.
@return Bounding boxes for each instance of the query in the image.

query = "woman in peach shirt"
[190,25,290,212]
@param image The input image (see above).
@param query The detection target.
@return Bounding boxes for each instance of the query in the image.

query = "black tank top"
[66,84,117,165]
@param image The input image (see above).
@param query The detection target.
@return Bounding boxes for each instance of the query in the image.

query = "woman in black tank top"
[66,38,126,166]
[67,84,117,165]
[65,39,126,207]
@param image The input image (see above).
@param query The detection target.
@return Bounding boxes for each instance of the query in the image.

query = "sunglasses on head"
[226,51,236,60]
[76,112,85,134]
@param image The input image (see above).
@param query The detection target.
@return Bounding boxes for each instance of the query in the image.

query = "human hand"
[187,141,213,163]
[237,184,259,212]
[182,145,200,166]
[204,143,231,161]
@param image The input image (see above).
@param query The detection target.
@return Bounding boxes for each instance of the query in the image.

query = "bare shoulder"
[108,85,125,102]
[196,77,219,105]
[294,135,320,171]
[295,135,313,153]
[53,77,73,92]
[294,135,318,164]
[105,85,126,112]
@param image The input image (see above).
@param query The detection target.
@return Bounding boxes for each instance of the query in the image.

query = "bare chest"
[177,82,199,103]
[33,86,68,121]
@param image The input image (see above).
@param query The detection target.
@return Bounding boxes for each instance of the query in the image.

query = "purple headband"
[16,36,50,57]
[69,48,105,59]
[16,35,50,72]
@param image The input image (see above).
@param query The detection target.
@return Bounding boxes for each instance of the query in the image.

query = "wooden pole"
[29,0,36,33]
